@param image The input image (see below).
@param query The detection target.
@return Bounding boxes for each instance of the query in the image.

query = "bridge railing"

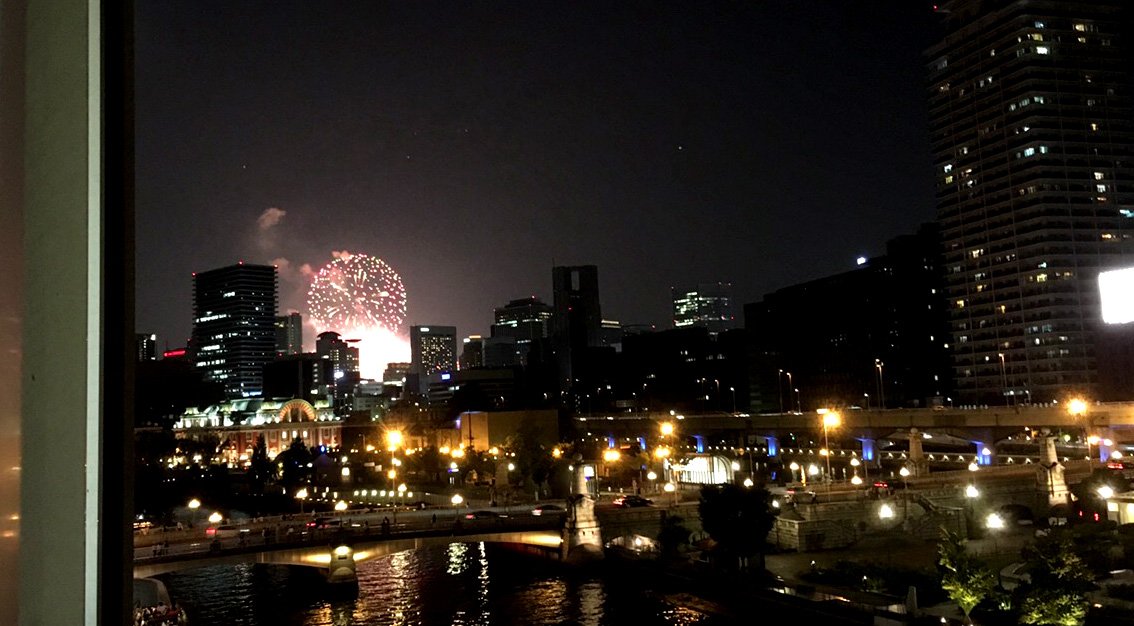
[135,513,563,564]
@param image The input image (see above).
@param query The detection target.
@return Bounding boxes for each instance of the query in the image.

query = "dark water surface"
[160,543,738,626]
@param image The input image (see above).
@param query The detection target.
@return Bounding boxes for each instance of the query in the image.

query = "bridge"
[578,402,1134,469]
[134,461,702,586]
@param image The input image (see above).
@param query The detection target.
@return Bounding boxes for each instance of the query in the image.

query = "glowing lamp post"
[451,493,464,520]
[187,498,201,510]
[208,511,223,525]
[295,488,308,514]
[819,410,840,491]
[386,430,403,451]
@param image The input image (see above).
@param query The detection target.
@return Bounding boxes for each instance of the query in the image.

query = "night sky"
[135,1,942,353]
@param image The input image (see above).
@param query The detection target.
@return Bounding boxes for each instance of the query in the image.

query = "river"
[159,543,739,626]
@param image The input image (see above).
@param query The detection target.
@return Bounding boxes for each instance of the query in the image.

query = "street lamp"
[1097,485,1114,499]
[187,498,201,510]
[208,511,223,524]
[295,487,308,514]
[664,481,677,505]
[875,359,885,409]
[660,422,674,436]
[789,461,801,485]
[386,429,403,451]
[820,410,841,491]
[966,484,980,498]
[986,512,1004,529]
[879,504,894,519]
[451,493,464,520]
[743,477,754,488]
[850,456,869,484]
[335,500,348,511]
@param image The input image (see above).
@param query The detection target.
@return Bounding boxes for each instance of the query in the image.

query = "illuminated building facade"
[191,263,278,398]
[410,326,458,396]
[491,296,552,365]
[174,397,340,463]
[275,312,303,356]
[929,0,1134,403]
[672,282,735,336]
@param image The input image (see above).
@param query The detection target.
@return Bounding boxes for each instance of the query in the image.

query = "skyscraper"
[552,265,602,391]
[275,312,303,356]
[191,263,278,398]
[928,0,1134,404]
[672,282,735,336]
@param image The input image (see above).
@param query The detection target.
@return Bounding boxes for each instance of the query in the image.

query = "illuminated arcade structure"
[174,397,339,464]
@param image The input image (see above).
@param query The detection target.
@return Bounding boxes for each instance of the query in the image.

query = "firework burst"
[307,252,409,377]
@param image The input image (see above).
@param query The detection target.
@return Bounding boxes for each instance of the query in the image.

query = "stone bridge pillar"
[1038,430,1069,506]
[562,455,604,562]
[327,544,357,585]
[908,428,929,477]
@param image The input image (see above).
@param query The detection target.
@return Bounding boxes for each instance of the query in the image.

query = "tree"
[506,420,554,498]
[248,434,275,494]
[937,527,996,624]
[278,437,313,491]
[657,513,693,559]
[698,483,776,571]
[1016,530,1095,626]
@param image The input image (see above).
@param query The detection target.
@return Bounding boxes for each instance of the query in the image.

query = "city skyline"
[135,2,940,350]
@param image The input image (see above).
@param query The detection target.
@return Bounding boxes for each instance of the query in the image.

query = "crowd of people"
[133,602,182,626]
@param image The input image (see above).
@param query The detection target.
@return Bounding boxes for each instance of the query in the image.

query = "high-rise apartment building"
[672,282,736,336]
[191,263,278,398]
[275,312,303,356]
[928,0,1134,404]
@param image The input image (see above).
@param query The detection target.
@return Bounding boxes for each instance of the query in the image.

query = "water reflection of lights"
[478,542,491,619]
[446,542,470,576]
[577,581,605,626]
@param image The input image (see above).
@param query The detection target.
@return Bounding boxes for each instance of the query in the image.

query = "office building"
[491,296,552,364]
[928,0,1134,403]
[191,263,278,398]
[275,312,303,356]
[746,226,951,411]
[460,335,485,370]
[672,282,736,335]
[410,325,458,384]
